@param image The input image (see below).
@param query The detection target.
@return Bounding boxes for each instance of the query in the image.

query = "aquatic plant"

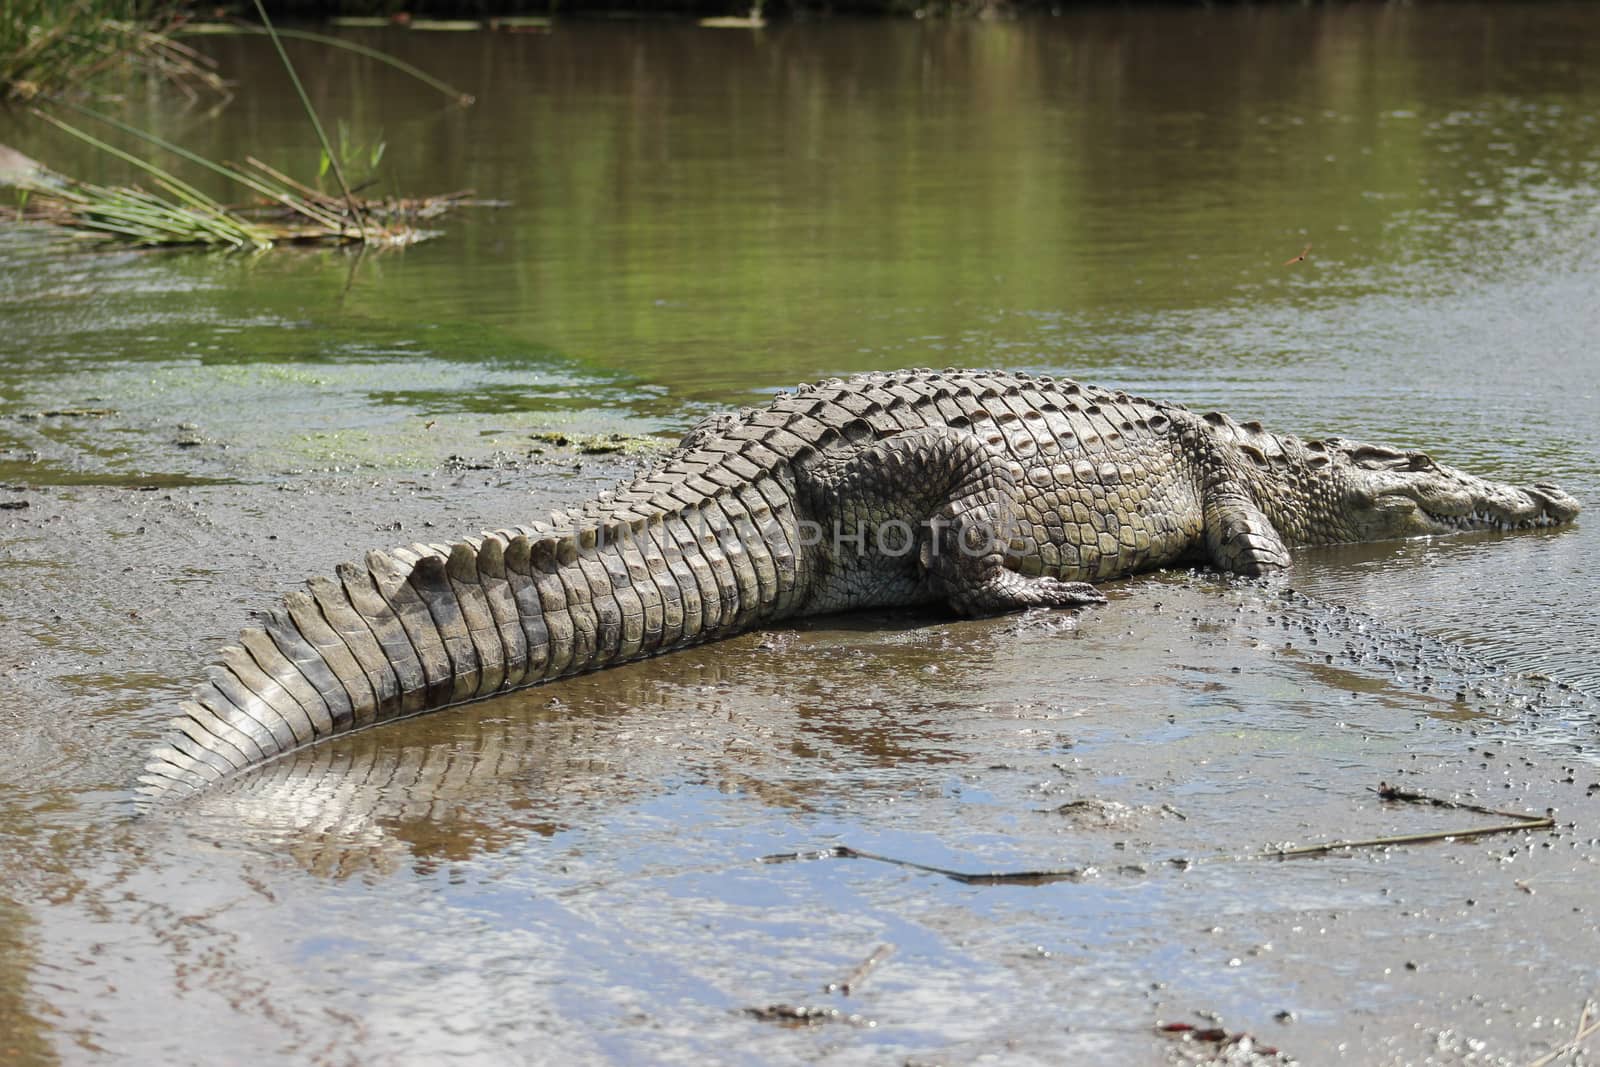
[319,118,387,192]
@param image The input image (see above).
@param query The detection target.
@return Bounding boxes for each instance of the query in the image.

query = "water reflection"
[180,620,981,877]
[3,8,1597,407]
[0,898,51,1067]
[169,574,1596,887]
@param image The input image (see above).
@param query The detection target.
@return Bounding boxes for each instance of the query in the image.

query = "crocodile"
[139,368,1581,799]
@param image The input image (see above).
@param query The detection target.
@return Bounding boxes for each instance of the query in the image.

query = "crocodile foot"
[948,570,1108,616]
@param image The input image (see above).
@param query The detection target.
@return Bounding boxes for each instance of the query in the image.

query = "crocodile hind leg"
[918,472,1107,616]
[799,426,1106,617]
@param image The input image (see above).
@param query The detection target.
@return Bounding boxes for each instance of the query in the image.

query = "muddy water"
[2,6,1599,1064]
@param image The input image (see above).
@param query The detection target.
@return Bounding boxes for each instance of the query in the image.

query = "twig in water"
[1374,781,1543,820]
[761,845,1090,886]
[824,944,894,995]
[1273,783,1553,859]
[1283,242,1312,265]
[762,785,1554,885]
[1526,999,1598,1067]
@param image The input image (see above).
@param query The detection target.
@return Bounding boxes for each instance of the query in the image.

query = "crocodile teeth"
[1432,507,1556,531]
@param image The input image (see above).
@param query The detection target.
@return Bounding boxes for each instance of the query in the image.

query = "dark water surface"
[2,7,1599,1064]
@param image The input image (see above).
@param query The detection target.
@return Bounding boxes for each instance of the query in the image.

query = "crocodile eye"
[1407,452,1437,472]
[1351,444,1406,471]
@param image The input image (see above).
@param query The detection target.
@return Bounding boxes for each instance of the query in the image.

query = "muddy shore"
[3,433,1598,1064]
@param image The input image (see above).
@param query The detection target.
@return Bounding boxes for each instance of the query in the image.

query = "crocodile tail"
[137,478,800,801]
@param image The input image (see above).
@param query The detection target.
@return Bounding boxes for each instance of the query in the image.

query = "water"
[2,7,1599,1063]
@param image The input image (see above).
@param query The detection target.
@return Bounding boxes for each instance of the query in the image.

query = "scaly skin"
[139,369,1581,799]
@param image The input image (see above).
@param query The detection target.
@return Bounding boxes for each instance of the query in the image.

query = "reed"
[175,22,475,106]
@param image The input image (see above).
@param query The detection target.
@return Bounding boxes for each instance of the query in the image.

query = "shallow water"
[2,6,1599,1064]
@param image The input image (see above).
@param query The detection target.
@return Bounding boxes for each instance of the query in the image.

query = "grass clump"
[2,0,225,102]
[3,1,486,252]
[3,104,477,250]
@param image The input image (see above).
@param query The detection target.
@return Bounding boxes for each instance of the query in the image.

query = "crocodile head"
[1322,440,1581,542]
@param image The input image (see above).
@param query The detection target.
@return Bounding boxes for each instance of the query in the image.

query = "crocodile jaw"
[1381,476,1580,536]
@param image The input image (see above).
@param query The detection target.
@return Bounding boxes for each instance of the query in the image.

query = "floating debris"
[529,430,667,456]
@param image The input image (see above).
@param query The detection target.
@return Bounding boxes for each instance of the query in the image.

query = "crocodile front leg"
[1180,412,1293,576]
[1202,487,1291,575]
[798,427,1106,617]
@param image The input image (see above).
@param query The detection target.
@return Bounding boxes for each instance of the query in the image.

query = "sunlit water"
[2,8,1599,1064]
